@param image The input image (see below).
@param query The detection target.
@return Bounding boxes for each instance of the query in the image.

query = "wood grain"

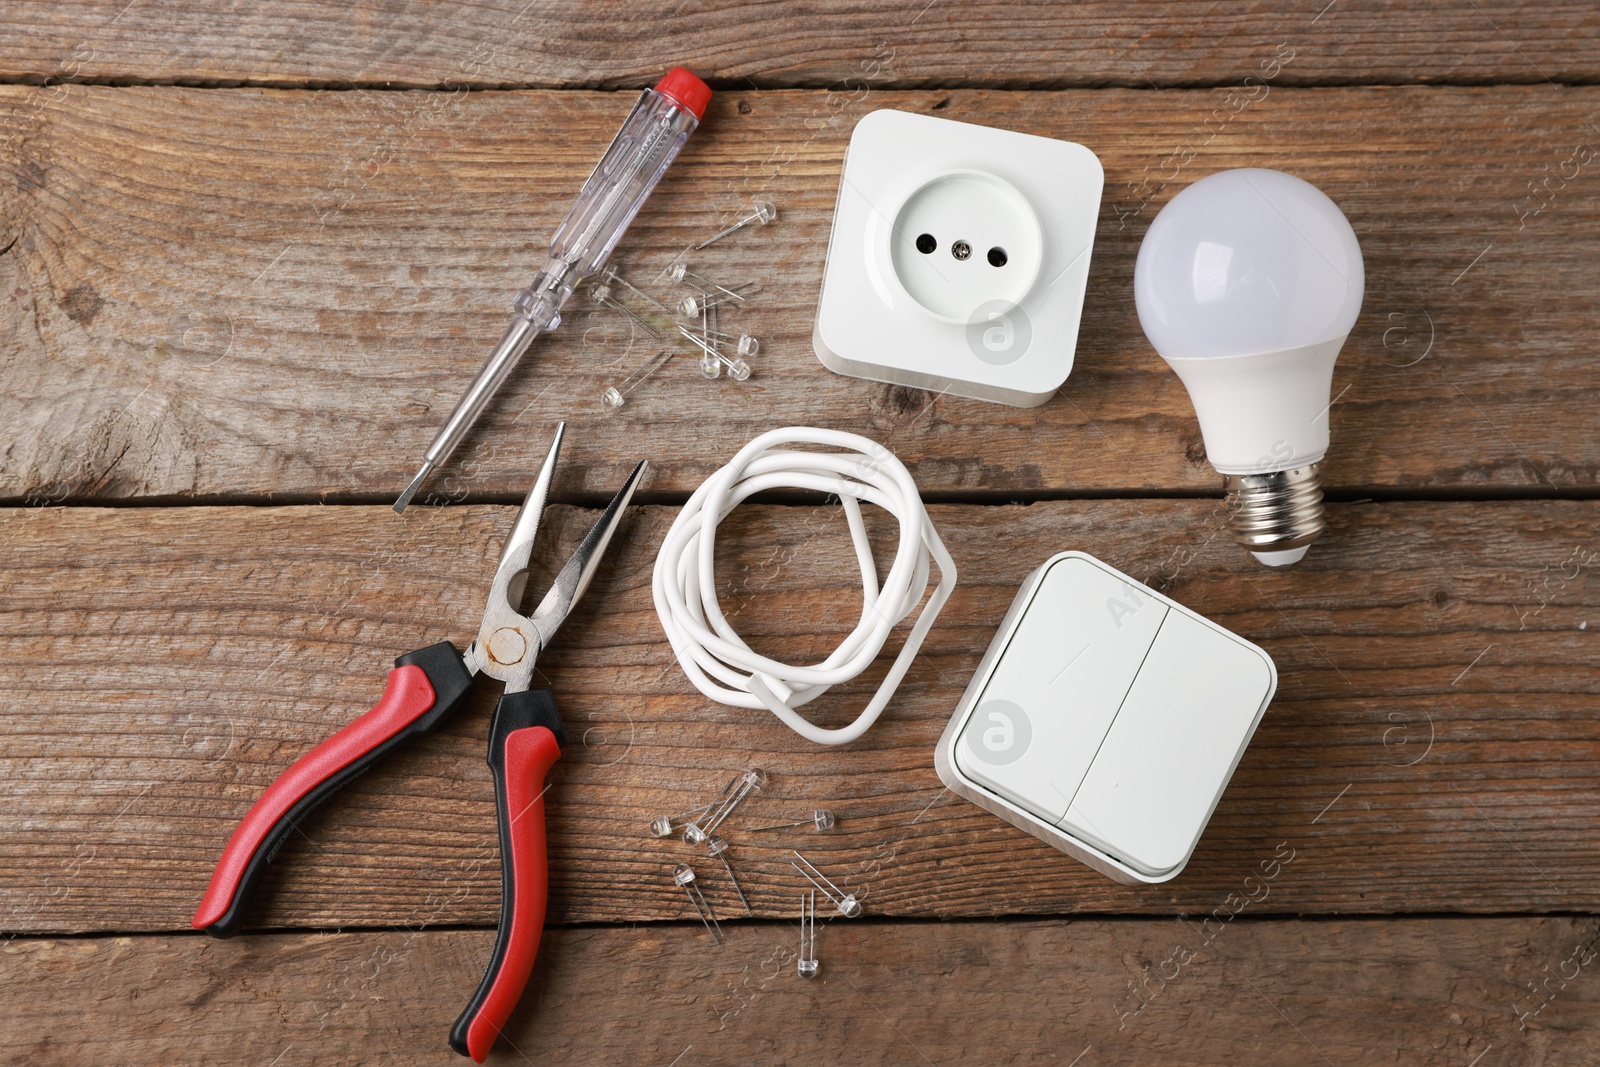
[1,499,1595,934]
[5,918,1598,1066]
[4,8,1596,1067]
[2,2,1597,89]
[3,85,1597,502]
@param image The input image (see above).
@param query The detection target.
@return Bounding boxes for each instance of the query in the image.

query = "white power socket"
[813,109,1103,407]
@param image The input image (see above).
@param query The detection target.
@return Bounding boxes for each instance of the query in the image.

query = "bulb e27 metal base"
[1222,463,1326,566]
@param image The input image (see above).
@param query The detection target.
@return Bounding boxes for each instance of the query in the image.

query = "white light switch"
[937,551,1277,885]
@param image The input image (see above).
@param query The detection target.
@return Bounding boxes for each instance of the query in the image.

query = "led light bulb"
[1134,168,1363,566]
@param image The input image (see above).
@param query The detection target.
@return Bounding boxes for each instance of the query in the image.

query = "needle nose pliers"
[193,422,645,1061]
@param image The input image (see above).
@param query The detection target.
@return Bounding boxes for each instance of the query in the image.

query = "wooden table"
[4,4,1598,1063]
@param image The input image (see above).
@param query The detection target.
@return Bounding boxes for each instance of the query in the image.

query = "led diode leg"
[679,285,760,319]
[706,834,753,917]
[591,281,666,340]
[668,261,753,304]
[598,265,672,313]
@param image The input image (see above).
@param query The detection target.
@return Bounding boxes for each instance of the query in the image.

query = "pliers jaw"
[465,421,648,695]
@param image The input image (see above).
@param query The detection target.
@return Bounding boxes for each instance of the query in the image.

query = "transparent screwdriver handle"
[394,69,709,512]
[553,88,701,278]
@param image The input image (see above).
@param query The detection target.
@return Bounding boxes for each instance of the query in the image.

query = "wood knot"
[62,283,104,326]
[868,384,934,431]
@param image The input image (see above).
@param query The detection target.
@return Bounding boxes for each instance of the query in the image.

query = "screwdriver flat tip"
[393,461,434,514]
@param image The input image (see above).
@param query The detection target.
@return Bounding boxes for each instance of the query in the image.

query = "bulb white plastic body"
[1134,168,1364,565]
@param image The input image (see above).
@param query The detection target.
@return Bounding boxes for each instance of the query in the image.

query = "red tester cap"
[653,67,711,120]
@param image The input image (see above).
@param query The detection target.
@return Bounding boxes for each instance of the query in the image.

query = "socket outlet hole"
[886,170,1043,322]
[987,246,1008,267]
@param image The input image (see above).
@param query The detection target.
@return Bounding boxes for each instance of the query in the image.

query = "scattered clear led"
[685,768,766,844]
[695,201,778,250]
[750,809,836,833]
[601,350,673,410]
[673,863,723,942]
[792,850,861,918]
[798,889,819,978]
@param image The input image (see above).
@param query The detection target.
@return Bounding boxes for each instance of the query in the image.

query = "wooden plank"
[3,85,1597,502]
[4,918,1597,1065]
[1,499,1595,934]
[2,2,1598,89]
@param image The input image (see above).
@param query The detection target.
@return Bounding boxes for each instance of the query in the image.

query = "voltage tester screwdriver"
[394,68,711,513]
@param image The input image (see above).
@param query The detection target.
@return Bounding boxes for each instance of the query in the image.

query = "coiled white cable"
[652,427,957,746]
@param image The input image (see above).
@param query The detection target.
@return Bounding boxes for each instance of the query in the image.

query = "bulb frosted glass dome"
[1134,168,1363,360]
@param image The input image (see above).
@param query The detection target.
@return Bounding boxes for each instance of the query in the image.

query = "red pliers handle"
[450,689,564,1062]
[191,642,565,1063]
[193,643,475,937]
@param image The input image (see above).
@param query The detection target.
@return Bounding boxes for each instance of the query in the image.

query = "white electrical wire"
[652,427,957,746]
